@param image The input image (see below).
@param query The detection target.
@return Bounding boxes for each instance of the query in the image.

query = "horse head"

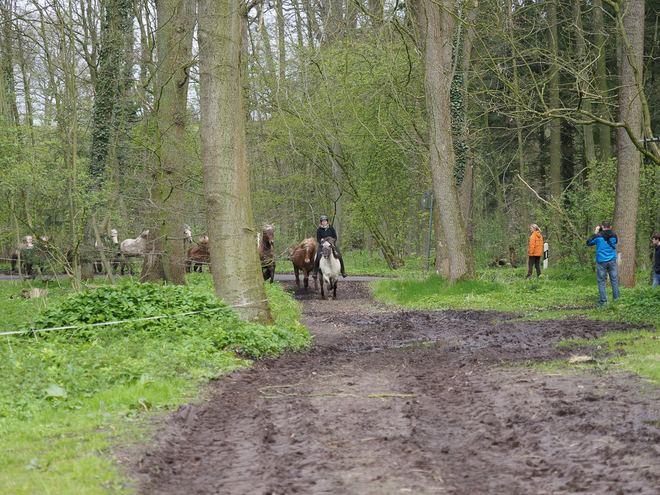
[261,225,275,248]
[321,237,336,259]
[184,224,193,243]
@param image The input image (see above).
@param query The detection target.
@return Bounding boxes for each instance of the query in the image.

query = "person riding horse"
[313,215,347,279]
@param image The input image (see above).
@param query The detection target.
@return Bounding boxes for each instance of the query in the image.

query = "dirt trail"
[135,282,660,494]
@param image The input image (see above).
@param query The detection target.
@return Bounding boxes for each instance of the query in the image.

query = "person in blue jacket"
[652,233,660,288]
[587,221,620,306]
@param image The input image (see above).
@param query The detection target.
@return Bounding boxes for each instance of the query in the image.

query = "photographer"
[587,221,620,306]
[652,233,660,288]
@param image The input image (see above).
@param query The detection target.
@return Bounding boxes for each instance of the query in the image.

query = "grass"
[0,274,309,494]
[276,248,430,277]
[370,265,660,386]
[371,266,599,314]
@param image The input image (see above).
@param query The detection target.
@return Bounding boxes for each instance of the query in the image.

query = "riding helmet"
[320,215,329,222]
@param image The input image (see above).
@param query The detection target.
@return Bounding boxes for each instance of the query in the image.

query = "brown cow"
[288,237,318,290]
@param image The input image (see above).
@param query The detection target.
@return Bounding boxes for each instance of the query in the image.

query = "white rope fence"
[0,299,269,337]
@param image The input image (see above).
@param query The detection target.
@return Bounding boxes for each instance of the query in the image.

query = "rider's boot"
[340,257,347,278]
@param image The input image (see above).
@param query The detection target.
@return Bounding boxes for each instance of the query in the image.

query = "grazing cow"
[118,230,149,275]
[259,225,275,283]
[289,237,319,290]
[187,236,211,273]
[319,237,341,299]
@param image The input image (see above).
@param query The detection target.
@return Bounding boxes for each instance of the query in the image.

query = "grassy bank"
[0,275,310,494]
[371,266,660,384]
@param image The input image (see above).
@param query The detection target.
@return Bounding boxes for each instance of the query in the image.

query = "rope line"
[0,299,269,337]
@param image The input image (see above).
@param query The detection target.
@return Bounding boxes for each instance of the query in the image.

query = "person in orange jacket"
[526,224,544,278]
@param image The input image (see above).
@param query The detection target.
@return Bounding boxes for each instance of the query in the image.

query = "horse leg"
[333,280,337,299]
[294,267,301,288]
[320,276,325,299]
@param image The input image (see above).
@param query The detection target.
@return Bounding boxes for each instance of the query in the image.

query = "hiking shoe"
[312,272,318,280]
[341,271,347,278]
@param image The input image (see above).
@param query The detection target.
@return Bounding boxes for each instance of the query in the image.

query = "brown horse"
[259,225,275,283]
[186,236,211,273]
[288,238,319,290]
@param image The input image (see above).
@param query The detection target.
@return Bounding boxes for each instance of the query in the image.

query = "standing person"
[652,233,660,288]
[312,215,347,278]
[587,221,620,306]
[526,224,544,278]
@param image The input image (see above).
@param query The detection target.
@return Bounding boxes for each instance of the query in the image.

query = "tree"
[423,0,475,281]
[89,0,133,181]
[613,0,644,288]
[140,0,195,284]
[198,0,273,323]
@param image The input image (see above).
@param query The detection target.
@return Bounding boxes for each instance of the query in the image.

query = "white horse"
[119,230,149,275]
[319,238,341,299]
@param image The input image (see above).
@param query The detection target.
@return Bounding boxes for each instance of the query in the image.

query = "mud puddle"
[135,282,660,494]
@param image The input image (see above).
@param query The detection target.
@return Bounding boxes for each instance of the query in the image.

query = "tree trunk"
[141,0,194,285]
[613,0,644,288]
[433,200,450,277]
[198,0,273,323]
[89,0,133,181]
[276,0,285,80]
[574,0,595,167]
[423,0,474,282]
[593,0,611,164]
[547,0,562,251]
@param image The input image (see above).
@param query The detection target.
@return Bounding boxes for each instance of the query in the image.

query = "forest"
[4,0,660,490]
[1,0,659,292]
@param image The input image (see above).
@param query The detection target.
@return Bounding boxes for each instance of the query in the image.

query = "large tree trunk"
[593,0,611,164]
[141,0,194,285]
[547,0,562,251]
[574,0,595,168]
[198,0,273,323]
[613,0,644,288]
[89,0,133,181]
[423,0,474,282]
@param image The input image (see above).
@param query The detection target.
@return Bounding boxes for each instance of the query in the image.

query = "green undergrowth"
[0,275,310,494]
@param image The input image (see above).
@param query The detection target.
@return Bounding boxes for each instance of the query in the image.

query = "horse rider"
[313,215,347,279]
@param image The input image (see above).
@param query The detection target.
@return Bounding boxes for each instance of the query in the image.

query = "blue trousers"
[653,272,660,288]
[596,260,620,304]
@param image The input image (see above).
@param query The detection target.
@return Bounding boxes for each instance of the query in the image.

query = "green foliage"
[1,278,310,420]
[0,277,309,493]
[248,30,430,258]
[598,286,660,327]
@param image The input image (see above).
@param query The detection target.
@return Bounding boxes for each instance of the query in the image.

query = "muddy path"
[135,282,660,494]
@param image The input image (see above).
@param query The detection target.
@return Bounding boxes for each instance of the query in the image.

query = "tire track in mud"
[135,282,660,494]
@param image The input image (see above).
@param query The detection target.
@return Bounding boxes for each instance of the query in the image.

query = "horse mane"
[299,237,318,251]
[288,237,318,259]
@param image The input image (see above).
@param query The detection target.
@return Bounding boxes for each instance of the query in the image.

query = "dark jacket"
[317,225,338,244]
[654,244,660,274]
[587,230,618,263]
